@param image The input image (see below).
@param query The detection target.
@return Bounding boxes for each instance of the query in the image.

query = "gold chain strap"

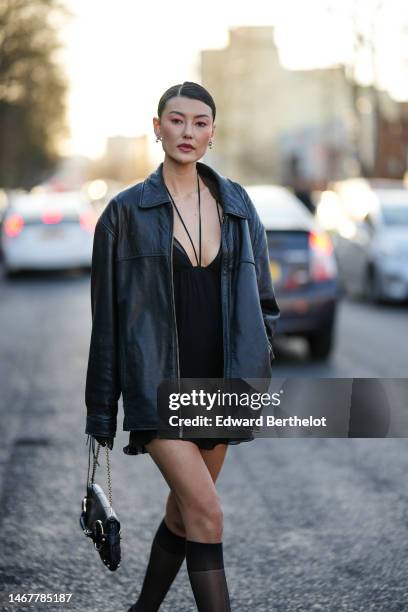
[91,442,100,483]
[88,439,113,508]
[105,445,113,507]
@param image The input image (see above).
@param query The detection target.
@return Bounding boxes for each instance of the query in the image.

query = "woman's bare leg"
[145,440,231,611]
[164,443,228,538]
[146,439,227,542]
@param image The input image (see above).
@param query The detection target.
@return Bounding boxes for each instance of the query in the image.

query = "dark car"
[246,185,339,360]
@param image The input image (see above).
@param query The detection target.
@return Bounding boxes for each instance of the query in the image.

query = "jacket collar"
[139,161,248,219]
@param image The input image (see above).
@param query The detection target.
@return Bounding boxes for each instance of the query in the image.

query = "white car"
[1,190,98,276]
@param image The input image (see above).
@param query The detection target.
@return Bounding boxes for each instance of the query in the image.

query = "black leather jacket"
[85,161,280,438]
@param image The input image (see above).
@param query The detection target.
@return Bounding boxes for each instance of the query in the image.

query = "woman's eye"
[171,119,182,124]
[197,122,208,127]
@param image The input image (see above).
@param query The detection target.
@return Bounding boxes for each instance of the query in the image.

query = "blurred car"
[319,178,408,302]
[246,185,339,360]
[1,190,98,276]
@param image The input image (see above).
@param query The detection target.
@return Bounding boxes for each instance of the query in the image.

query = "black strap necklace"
[165,171,223,268]
[165,171,202,267]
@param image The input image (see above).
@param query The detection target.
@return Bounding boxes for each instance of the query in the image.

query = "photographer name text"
[167,415,327,428]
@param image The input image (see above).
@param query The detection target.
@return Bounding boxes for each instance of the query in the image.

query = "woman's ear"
[153,116,161,140]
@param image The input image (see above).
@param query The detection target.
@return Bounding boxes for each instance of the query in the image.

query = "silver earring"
[155,136,161,143]
[208,140,213,149]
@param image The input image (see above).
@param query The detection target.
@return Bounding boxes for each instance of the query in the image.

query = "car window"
[245,188,313,224]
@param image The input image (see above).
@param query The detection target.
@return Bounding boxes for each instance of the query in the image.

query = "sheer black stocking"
[128,518,186,612]
[186,540,231,612]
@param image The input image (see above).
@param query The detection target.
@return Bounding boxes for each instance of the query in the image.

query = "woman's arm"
[252,220,281,357]
[85,203,121,439]
[238,186,281,356]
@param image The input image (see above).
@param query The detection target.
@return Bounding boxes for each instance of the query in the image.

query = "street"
[1,270,408,612]
[274,299,408,378]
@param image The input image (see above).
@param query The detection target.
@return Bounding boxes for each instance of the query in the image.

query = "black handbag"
[79,435,121,571]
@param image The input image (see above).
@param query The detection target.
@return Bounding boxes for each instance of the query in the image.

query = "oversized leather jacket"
[85,161,280,438]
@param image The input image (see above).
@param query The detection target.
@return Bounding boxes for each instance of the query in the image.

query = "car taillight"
[42,211,63,224]
[309,231,337,281]
[4,213,24,237]
[80,210,97,232]
[283,269,310,290]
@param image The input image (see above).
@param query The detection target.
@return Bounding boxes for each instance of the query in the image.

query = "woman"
[85,82,280,611]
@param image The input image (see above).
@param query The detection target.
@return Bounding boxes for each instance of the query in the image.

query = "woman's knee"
[183,495,224,541]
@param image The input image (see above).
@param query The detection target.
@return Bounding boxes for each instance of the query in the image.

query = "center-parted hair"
[157,82,216,120]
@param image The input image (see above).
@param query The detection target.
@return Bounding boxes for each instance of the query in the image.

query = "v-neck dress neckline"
[173,236,222,269]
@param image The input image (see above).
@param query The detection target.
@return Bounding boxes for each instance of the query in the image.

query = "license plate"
[270,260,281,283]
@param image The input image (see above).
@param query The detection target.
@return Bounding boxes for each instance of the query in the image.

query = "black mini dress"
[123,196,254,456]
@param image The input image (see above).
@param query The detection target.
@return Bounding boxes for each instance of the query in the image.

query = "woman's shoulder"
[113,179,145,206]
[223,176,259,221]
[97,180,146,231]
[220,177,265,242]
[198,162,254,215]
[101,180,145,211]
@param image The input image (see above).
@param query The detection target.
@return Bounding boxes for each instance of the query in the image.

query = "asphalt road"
[1,270,408,612]
[273,298,408,378]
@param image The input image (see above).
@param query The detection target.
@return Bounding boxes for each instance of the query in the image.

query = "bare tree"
[0,0,69,188]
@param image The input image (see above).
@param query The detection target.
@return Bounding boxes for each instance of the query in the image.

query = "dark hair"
[157,82,216,120]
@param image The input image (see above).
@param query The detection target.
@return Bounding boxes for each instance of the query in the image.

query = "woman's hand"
[93,436,114,450]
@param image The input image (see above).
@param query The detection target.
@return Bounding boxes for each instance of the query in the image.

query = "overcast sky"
[59,0,408,158]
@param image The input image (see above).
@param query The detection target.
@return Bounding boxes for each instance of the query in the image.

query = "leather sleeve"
[239,186,281,357]
[85,214,121,438]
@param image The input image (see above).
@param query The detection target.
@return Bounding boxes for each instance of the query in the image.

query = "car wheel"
[365,266,383,303]
[307,329,334,360]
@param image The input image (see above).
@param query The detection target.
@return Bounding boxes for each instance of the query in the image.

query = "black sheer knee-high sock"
[186,541,231,612]
[128,518,186,612]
